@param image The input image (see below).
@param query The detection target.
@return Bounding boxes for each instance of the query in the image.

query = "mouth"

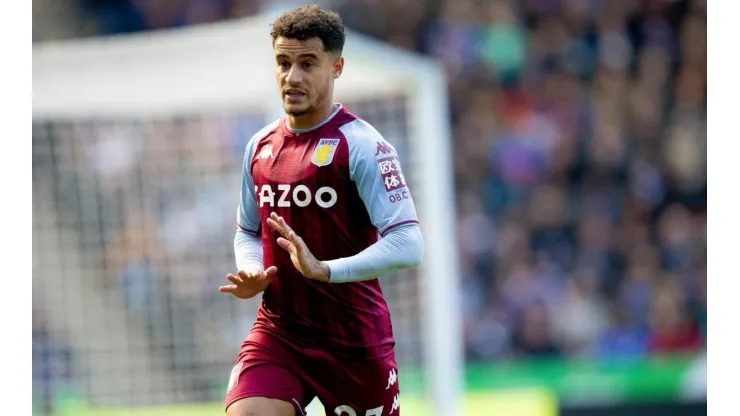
[284,89,306,101]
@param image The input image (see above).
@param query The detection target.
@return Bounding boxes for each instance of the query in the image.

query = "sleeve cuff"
[379,219,419,237]
[237,222,260,235]
[325,259,350,283]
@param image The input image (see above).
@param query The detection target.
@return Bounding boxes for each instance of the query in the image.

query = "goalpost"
[33,12,462,416]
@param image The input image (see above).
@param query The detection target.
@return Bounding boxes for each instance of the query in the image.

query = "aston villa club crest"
[311,138,340,167]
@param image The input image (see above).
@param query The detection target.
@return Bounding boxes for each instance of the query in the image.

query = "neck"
[286,100,335,130]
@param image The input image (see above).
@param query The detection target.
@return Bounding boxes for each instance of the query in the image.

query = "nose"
[286,66,302,85]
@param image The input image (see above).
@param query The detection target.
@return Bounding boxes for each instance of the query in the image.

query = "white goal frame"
[33,12,463,416]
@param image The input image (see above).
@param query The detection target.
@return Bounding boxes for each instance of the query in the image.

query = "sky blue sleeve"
[236,130,264,234]
[234,121,278,271]
[234,229,263,271]
[322,119,423,283]
[342,120,419,235]
[325,224,423,283]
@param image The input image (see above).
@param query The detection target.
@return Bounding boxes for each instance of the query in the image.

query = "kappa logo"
[375,141,393,156]
[257,144,274,159]
[390,393,400,414]
[385,368,398,390]
[311,138,340,167]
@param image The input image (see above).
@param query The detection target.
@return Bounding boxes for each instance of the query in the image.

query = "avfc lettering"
[257,184,338,208]
[312,138,341,167]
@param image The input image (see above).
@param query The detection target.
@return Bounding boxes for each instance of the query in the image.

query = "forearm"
[233,229,269,298]
[324,224,424,283]
[234,228,264,271]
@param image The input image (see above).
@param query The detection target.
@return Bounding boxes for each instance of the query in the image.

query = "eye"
[302,62,313,69]
[279,61,290,69]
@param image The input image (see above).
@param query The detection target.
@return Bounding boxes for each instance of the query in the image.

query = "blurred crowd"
[33,0,707,409]
[347,0,707,362]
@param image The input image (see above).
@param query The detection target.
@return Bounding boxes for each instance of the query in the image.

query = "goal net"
[33,12,461,416]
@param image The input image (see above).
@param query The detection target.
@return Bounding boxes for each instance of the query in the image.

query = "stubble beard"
[284,99,312,117]
[286,108,310,117]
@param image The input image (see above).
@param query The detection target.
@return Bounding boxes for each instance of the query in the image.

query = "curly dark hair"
[270,5,346,55]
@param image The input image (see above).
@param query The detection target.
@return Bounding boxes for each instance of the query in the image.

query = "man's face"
[274,36,343,117]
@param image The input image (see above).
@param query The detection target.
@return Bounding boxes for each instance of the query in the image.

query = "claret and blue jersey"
[236,104,420,359]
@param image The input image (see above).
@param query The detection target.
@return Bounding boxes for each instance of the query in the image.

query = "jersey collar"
[284,104,343,137]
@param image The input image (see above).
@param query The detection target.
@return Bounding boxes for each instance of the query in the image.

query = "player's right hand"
[219,267,277,299]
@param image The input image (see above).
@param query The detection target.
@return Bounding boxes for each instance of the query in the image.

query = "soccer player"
[218,5,423,416]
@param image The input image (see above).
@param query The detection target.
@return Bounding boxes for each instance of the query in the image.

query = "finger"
[278,216,296,238]
[274,214,300,247]
[287,231,305,254]
[269,212,283,228]
[288,230,303,244]
[228,275,243,285]
[264,266,278,277]
[267,217,287,238]
[239,270,264,280]
[219,285,237,293]
[238,270,257,279]
[277,237,295,253]
[266,217,279,232]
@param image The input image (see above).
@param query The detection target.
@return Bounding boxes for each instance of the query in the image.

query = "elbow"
[404,226,424,268]
[406,253,423,269]
[413,236,424,267]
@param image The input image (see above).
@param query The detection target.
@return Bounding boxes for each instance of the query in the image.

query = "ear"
[332,56,344,79]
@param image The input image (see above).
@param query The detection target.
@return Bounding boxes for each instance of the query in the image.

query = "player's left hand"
[267,212,331,282]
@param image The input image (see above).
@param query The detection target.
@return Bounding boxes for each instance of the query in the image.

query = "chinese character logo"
[378,156,406,193]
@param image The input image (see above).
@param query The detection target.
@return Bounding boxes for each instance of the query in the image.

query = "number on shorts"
[334,406,356,416]
[365,406,384,416]
[334,405,384,416]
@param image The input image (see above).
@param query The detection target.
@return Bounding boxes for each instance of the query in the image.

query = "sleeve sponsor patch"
[378,156,407,193]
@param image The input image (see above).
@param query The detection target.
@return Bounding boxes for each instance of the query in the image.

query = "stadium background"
[32,0,707,415]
